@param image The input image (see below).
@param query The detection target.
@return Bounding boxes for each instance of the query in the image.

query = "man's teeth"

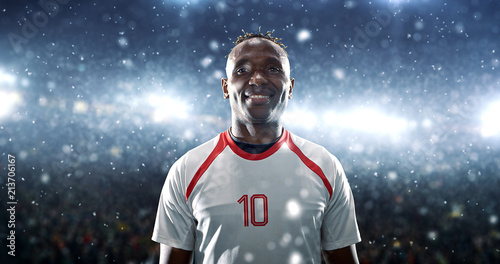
[249,95,269,99]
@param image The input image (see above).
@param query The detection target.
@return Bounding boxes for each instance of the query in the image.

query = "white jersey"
[152,129,361,263]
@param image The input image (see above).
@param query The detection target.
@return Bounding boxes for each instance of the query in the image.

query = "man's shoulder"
[170,132,229,170]
[287,130,342,169]
[288,131,329,154]
[181,133,223,161]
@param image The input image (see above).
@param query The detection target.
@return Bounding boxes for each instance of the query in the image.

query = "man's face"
[222,38,294,125]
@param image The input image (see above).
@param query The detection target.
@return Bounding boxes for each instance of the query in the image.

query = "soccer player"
[152,31,361,264]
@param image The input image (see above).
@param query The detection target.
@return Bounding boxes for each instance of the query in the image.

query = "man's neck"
[230,122,283,144]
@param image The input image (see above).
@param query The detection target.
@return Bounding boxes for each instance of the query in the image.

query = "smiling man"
[222,35,293,141]
[152,31,361,264]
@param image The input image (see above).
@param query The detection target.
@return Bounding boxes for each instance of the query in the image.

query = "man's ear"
[221,78,229,99]
[288,78,295,99]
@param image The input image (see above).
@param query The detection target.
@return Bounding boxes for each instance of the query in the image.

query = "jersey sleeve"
[152,157,196,250]
[320,153,361,250]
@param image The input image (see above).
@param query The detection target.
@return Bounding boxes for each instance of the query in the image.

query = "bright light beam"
[481,100,500,137]
[0,90,22,119]
[283,108,318,130]
[148,94,189,123]
[0,69,16,84]
[325,108,409,134]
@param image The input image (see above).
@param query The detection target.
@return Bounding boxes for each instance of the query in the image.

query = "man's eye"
[236,68,248,74]
[269,67,281,72]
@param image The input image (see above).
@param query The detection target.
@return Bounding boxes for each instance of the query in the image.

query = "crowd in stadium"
[8,159,498,264]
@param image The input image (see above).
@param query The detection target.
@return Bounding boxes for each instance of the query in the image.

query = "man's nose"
[249,71,268,86]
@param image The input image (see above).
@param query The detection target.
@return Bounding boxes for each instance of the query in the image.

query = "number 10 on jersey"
[237,194,268,226]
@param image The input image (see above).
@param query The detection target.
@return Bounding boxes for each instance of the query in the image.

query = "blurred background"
[0,0,499,263]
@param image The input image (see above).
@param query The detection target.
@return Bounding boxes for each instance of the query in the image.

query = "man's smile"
[245,94,272,105]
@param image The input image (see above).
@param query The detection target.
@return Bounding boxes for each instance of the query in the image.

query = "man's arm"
[322,244,359,264]
[159,244,193,264]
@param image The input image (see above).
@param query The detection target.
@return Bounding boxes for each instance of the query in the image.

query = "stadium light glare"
[325,108,409,134]
[481,100,500,137]
[283,108,318,130]
[0,69,16,84]
[148,94,189,123]
[0,90,22,119]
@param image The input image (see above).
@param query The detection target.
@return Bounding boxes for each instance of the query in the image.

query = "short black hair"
[227,29,287,57]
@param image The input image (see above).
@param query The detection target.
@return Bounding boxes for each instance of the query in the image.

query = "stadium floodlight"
[481,100,500,137]
[148,94,189,123]
[0,69,16,84]
[325,108,409,134]
[283,108,318,130]
[0,90,22,119]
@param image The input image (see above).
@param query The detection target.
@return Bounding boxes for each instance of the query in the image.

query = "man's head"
[222,31,294,126]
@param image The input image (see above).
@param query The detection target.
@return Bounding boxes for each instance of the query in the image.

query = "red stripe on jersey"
[185,129,333,201]
[285,132,333,199]
[185,133,228,201]
[225,130,287,160]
